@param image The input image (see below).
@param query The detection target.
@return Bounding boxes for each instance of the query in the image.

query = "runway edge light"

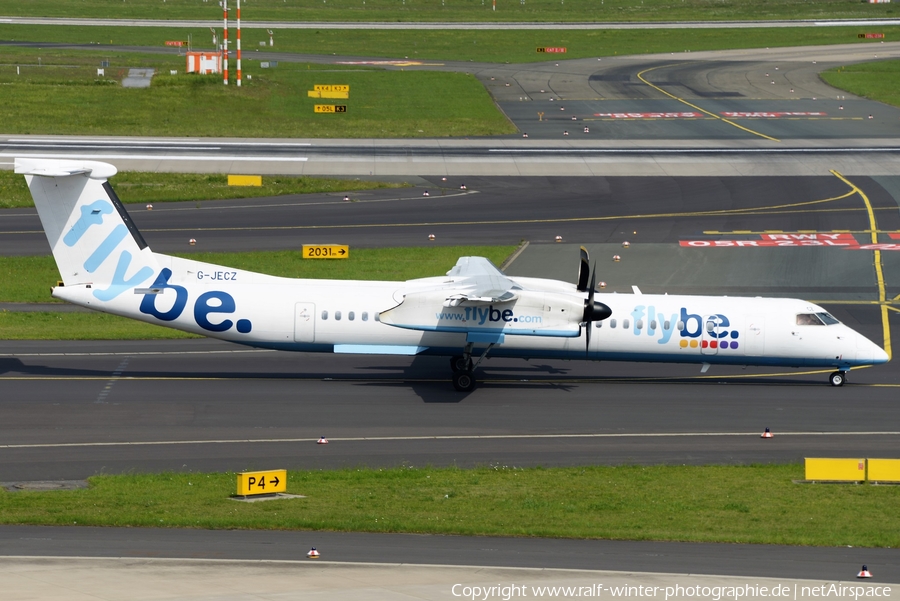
[307,547,320,558]
[858,566,873,579]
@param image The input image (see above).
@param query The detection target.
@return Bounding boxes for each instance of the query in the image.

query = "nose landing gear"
[829,371,847,387]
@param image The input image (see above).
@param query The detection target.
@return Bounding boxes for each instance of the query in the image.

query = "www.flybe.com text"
[450,583,892,600]
[436,306,543,325]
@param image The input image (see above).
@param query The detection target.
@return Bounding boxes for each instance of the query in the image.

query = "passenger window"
[595,321,602,328]
[348,311,355,321]
[676,321,684,330]
[321,311,328,320]
[335,311,342,321]
[663,321,670,330]
[610,319,617,329]
[362,312,369,322]
[706,321,716,332]
[650,320,657,330]
[796,313,824,326]
[636,320,643,330]
[374,313,380,322]
[623,319,630,329]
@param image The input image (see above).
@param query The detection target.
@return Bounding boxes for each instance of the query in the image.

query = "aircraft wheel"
[450,356,472,373]
[829,371,846,387]
[452,371,477,392]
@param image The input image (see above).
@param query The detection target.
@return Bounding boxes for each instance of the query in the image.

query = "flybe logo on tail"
[139,269,253,334]
[65,199,153,301]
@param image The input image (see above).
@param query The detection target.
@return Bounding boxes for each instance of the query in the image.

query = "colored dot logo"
[679,330,739,349]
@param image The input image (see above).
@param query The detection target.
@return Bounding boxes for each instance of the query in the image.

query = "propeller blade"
[585,321,591,356]
[576,246,590,292]
[583,262,612,326]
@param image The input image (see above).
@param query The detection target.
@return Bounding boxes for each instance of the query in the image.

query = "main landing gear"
[450,342,495,392]
[829,371,847,387]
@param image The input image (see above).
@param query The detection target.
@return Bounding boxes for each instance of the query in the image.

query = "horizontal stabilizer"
[15,158,118,180]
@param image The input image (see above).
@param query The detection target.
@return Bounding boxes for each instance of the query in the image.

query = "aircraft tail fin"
[17,158,158,302]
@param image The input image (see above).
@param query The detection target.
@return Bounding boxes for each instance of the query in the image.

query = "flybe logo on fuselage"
[628,306,740,350]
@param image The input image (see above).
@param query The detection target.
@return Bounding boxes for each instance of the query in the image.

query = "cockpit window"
[796,313,825,326]
[817,312,840,325]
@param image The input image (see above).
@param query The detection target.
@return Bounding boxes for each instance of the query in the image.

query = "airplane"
[16,157,890,391]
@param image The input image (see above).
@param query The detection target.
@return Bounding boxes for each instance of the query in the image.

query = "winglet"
[15,158,117,180]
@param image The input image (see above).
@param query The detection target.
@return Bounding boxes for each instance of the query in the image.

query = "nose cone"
[858,334,890,365]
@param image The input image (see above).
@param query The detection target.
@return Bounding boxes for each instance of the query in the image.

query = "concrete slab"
[121,68,155,89]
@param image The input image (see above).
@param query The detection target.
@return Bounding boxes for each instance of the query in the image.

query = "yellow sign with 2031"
[236,469,287,496]
[303,244,349,259]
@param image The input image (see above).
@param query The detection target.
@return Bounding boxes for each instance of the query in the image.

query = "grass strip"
[0,246,516,338]
[0,312,200,340]
[2,25,899,65]
[0,170,409,210]
[820,59,900,110]
[0,465,897,547]
[2,0,898,23]
[0,45,515,138]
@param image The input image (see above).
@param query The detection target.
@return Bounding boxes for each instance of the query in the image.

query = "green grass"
[0,46,515,137]
[0,170,409,209]
[0,246,516,338]
[1,465,897,547]
[3,24,900,64]
[1,28,898,139]
[821,59,900,109]
[2,0,898,22]
[0,312,201,340]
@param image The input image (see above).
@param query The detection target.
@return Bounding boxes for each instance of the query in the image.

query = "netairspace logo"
[450,583,893,600]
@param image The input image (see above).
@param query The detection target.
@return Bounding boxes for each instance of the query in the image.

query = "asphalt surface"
[2,173,899,482]
[2,525,899,583]
[3,174,899,254]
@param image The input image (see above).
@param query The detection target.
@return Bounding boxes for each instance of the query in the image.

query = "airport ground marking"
[635,65,780,142]
[4,197,869,237]
[831,170,892,360]
[4,429,900,450]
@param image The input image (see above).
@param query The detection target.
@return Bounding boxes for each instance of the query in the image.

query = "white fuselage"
[53,253,888,370]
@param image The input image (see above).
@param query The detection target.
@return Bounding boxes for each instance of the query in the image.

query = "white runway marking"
[3,431,898,450]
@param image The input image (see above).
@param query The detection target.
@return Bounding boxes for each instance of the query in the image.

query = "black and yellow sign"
[303,244,349,259]
[308,84,350,99]
[314,105,347,113]
[236,470,287,496]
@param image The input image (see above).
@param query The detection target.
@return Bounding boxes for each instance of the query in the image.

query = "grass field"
[821,59,900,109]
[0,46,515,138]
[3,24,898,64]
[0,170,408,210]
[1,465,897,547]
[2,0,897,22]
[0,246,516,338]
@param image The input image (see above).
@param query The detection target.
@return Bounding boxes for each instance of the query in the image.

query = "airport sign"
[303,244,349,258]
[236,470,287,496]
[314,105,347,113]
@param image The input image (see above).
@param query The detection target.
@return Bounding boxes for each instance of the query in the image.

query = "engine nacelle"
[379,289,585,338]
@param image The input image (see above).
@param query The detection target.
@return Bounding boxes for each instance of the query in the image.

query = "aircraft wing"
[442,256,520,306]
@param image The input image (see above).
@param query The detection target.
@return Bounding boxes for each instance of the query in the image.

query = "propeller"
[581,260,612,354]
[576,246,590,292]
